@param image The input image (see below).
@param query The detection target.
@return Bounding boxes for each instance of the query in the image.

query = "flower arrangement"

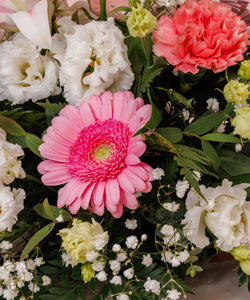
[0,0,250,299]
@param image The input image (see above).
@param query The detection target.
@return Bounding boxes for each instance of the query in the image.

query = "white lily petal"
[10,0,51,49]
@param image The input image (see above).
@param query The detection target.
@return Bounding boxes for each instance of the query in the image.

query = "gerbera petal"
[88,94,103,120]
[80,182,96,209]
[110,202,123,218]
[59,105,85,131]
[127,165,149,181]
[117,171,135,193]
[90,200,105,216]
[52,116,80,142]
[119,101,137,124]
[39,143,69,162]
[92,181,105,207]
[100,91,113,120]
[144,181,152,193]
[140,162,154,181]
[105,179,120,205]
[127,114,140,133]
[104,196,117,213]
[45,127,73,147]
[122,168,147,191]
[79,101,95,126]
[69,198,82,214]
[112,92,126,120]
[136,105,152,125]
[128,141,146,157]
[120,190,138,210]
[124,153,141,165]
[41,169,71,186]
[37,160,68,173]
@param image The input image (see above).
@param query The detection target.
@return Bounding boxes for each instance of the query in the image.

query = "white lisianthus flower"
[182,180,250,251]
[52,17,134,106]
[0,185,25,232]
[0,128,25,185]
[0,33,60,105]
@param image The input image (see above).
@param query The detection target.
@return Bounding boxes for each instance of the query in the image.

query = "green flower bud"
[238,60,250,80]
[126,6,157,38]
[81,263,95,283]
[223,80,250,104]
[230,246,250,275]
[232,106,250,140]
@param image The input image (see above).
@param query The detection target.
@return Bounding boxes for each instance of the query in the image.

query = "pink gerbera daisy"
[38,91,153,218]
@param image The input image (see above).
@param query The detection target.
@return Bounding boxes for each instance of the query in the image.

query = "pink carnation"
[152,0,250,74]
[38,91,153,218]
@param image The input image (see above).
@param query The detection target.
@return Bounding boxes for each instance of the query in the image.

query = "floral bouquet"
[0,0,250,299]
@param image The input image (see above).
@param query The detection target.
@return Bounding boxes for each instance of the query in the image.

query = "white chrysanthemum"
[0,33,60,104]
[0,128,25,185]
[52,17,134,106]
[182,180,250,251]
[0,185,25,232]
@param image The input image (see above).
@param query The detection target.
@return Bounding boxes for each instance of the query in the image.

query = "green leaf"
[21,223,55,259]
[201,140,220,171]
[156,127,183,143]
[201,133,241,143]
[135,88,162,135]
[77,284,84,300]
[101,286,110,299]
[137,57,168,97]
[219,150,250,176]
[33,203,71,222]
[25,132,43,158]
[43,198,55,220]
[184,112,224,135]
[134,36,153,67]
[239,273,248,287]
[7,135,27,148]
[88,278,96,292]
[0,115,26,136]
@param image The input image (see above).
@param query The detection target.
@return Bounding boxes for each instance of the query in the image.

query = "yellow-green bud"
[223,80,250,104]
[229,246,250,275]
[81,263,95,283]
[126,6,157,38]
[232,106,250,140]
[238,60,250,81]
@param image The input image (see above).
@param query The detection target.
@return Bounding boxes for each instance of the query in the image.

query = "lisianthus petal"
[128,141,146,157]
[117,171,135,193]
[122,168,146,191]
[124,153,141,165]
[80,182,96,209]
[105,179,120,205]
[92,181,105,207]
[41,169,71,186]
[79,101,95,126]
[69,198,81,214]
[120,190,138,210]
[111,202,123,218]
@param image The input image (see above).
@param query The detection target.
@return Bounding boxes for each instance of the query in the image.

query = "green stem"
[100,0,107,21]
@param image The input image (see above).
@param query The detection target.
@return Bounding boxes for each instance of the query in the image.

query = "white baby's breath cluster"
[0,249,50,300]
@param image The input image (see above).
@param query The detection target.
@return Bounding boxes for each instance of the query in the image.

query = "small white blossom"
[123,268,134,279]
[110,275,122,285]
[167,289,182,300]
[34,257,44,267]
[206,98,219,112]
[175,180,189,198]
[144,277,161,294]
[92,261,105,272]
[109,260,121,273]
[141,234,148,241]
[152,167,165,180]
[142,254,153,267]
[235,143,242,152]
[216,122,226,133]
[135,191,142,198]
[193,171,201,181]
[163,201,180,212]
[112,244,121,252]
[61,252,69,264]
[117,251,127,262]
[42,275,51,286]
[95,271,107,282]
[178,250,189,263]
[55,214,64,222]
[182,108,190,121]
[124,219,137,230]
[0,241,13,251]
[85,250,99,262]
[94,238,106,250]
[26,259,36,271]
[28,282,40,293]
[125,236,139,249]
[116,294,129,300]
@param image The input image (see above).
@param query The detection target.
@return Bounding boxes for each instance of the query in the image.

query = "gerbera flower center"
[68,119,131,181]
